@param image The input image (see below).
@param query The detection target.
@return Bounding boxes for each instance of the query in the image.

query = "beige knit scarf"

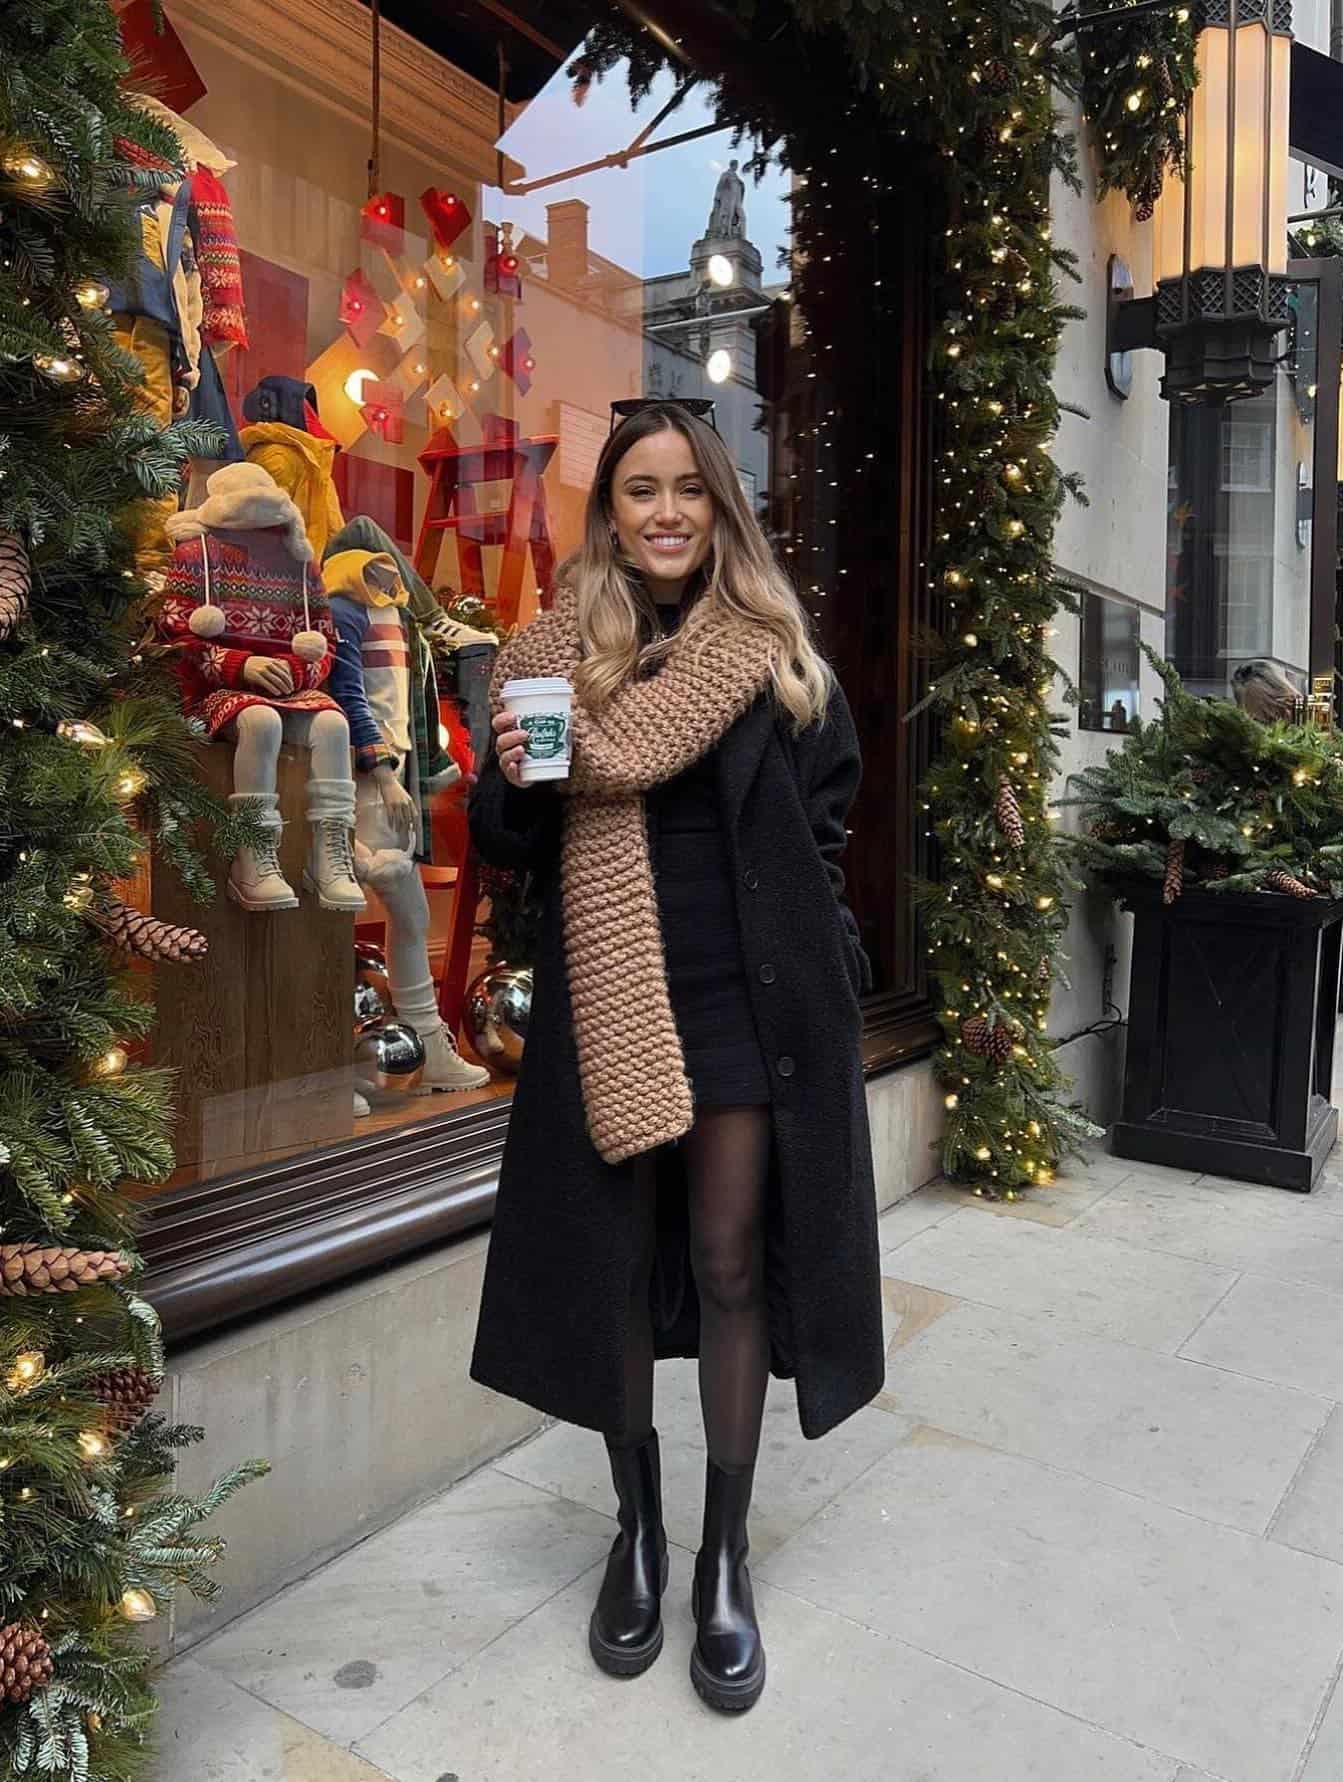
[491,588,777,1164]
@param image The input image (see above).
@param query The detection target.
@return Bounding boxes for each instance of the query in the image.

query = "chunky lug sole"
[689,1572,766,1713]
[300,869,365,914]
[226,878,298,912]
[588,1549,669,1679]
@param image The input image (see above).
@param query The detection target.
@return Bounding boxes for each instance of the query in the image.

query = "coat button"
[776,1055,795,1078]
[758,963,777,985]
[743,868,760,890]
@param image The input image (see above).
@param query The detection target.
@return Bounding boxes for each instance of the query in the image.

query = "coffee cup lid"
[500,676,573,698]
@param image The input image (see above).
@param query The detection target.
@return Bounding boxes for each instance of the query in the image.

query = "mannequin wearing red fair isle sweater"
[159,463,364,913]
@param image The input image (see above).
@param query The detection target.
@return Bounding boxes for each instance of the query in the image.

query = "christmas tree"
[1067,651,1343,901]
[1,4,266,1777]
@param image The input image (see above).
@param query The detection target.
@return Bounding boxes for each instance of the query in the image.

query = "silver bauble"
[354,942,390,1026]
[464,963,533,1074]
[353,1017,425,1093]
[354,976,388,1030]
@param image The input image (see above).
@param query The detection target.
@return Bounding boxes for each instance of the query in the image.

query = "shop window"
[138,0,933,1329]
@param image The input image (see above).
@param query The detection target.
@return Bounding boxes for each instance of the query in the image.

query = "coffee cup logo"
[520,711,568,761]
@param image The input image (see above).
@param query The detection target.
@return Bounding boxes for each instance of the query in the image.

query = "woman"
[468,400,884,1714]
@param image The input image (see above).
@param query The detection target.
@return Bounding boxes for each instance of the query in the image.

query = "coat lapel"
[717,698,778,831]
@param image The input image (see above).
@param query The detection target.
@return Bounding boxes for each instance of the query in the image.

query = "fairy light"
[7,1352,45,1392]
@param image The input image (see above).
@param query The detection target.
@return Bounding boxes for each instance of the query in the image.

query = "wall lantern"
[1107,0,1293,404]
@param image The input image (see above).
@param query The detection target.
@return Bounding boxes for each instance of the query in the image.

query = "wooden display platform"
[151,744,356,1182]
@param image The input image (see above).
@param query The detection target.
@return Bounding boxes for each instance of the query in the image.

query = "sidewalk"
[154,1145,1343,1782]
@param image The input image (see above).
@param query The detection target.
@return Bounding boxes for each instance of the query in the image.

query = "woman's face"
[607,425,715,595]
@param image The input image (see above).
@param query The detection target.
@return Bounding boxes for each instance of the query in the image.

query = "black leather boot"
[588,1430,669,1677]
[690,1458,766,1712]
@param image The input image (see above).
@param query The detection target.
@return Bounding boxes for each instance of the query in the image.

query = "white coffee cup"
[500,676,573,783]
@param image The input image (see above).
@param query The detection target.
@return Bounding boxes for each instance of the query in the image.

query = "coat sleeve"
[468,749,564,874]
[798,679,873,995]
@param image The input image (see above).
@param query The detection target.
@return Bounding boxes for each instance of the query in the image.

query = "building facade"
[123,0,1335,1651]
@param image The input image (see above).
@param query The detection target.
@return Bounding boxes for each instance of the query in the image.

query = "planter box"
[1113,885,1343,1192]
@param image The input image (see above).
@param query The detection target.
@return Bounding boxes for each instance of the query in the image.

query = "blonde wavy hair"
[564,403,831,729]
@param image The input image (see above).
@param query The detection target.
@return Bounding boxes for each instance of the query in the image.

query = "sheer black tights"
[615,1107,772,1474]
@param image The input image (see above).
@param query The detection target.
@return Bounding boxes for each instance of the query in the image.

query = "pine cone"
[89,1365,159,1433]
[961,1015,992,1056]
[0,1243,132,1297]
[996,778,1026,847]
[983,60,1013,94]
[987,1022,1017,1064]
[1163,838,1185,905]
[1190,767,1213,784]
[976,120,1002,158]
[0,1623,53,1705]
[1001,249,1030,284]
[94,896,208,963]
[1265,868,1318,899]
[1157,59,1174,99]
[1205,864,1230,881]
[0,532,31,641]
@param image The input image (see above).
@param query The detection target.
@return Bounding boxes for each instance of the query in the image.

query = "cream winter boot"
[227,792,299,911]
[302,778,366,913]
[415,1021,491,1092]
[394,977,490,1092]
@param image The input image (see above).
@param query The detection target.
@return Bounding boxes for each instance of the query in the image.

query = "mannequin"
[113,98,245,565]
[158,463,365,914]
[326,550,489,1093]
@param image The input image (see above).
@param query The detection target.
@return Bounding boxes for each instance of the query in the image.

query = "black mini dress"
[645,599,771,1109]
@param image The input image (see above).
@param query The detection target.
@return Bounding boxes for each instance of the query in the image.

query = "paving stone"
[1179,1273,1343,1400]
[756,1428,1343,1782]
[877,1186,960,1253]
[1270,1404,1343,1564]
[891,1209,1237,1351]
[496,1357,913,1558]
[1074,1174,1343,1291]
[1298,1672,1343,1781]
[356,1547,1184,1782]
[152,1657,394,1781]
[188,1467,614,1745]
[876,1291,1326,1529]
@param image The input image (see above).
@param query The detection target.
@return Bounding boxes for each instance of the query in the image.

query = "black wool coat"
[467,683,886,1441]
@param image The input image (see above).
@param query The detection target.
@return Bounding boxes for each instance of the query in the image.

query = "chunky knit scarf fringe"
[492,589,776,1164]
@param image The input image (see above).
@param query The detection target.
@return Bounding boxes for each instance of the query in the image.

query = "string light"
[2,148,54,186]
[56,718,108,748]
[7,1352,45,1392]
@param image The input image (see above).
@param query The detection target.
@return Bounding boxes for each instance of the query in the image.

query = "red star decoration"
[499,328,536,395]
[340,270,385,348]
[361,192,406,255]
[420,187,472,252]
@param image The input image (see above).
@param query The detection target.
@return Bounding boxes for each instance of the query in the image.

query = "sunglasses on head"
[608,396,718,436]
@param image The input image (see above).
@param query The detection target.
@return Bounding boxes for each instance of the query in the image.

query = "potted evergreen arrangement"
[1067,655,1343,1191]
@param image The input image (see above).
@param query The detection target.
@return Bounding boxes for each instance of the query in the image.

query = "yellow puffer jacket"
[241,422,344,559]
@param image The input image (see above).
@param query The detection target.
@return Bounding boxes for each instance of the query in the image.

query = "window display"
[116,0,794,1189]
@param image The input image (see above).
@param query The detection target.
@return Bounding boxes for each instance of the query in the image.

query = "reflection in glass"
[1165,280,1315,702]
[1078,591,1140,733]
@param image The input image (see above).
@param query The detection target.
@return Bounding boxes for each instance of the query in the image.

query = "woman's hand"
[372,762,416,846]
[493,708,532,789]
[241,655,294,697]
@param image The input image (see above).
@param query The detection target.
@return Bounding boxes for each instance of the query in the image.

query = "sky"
[487,53,792,282]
